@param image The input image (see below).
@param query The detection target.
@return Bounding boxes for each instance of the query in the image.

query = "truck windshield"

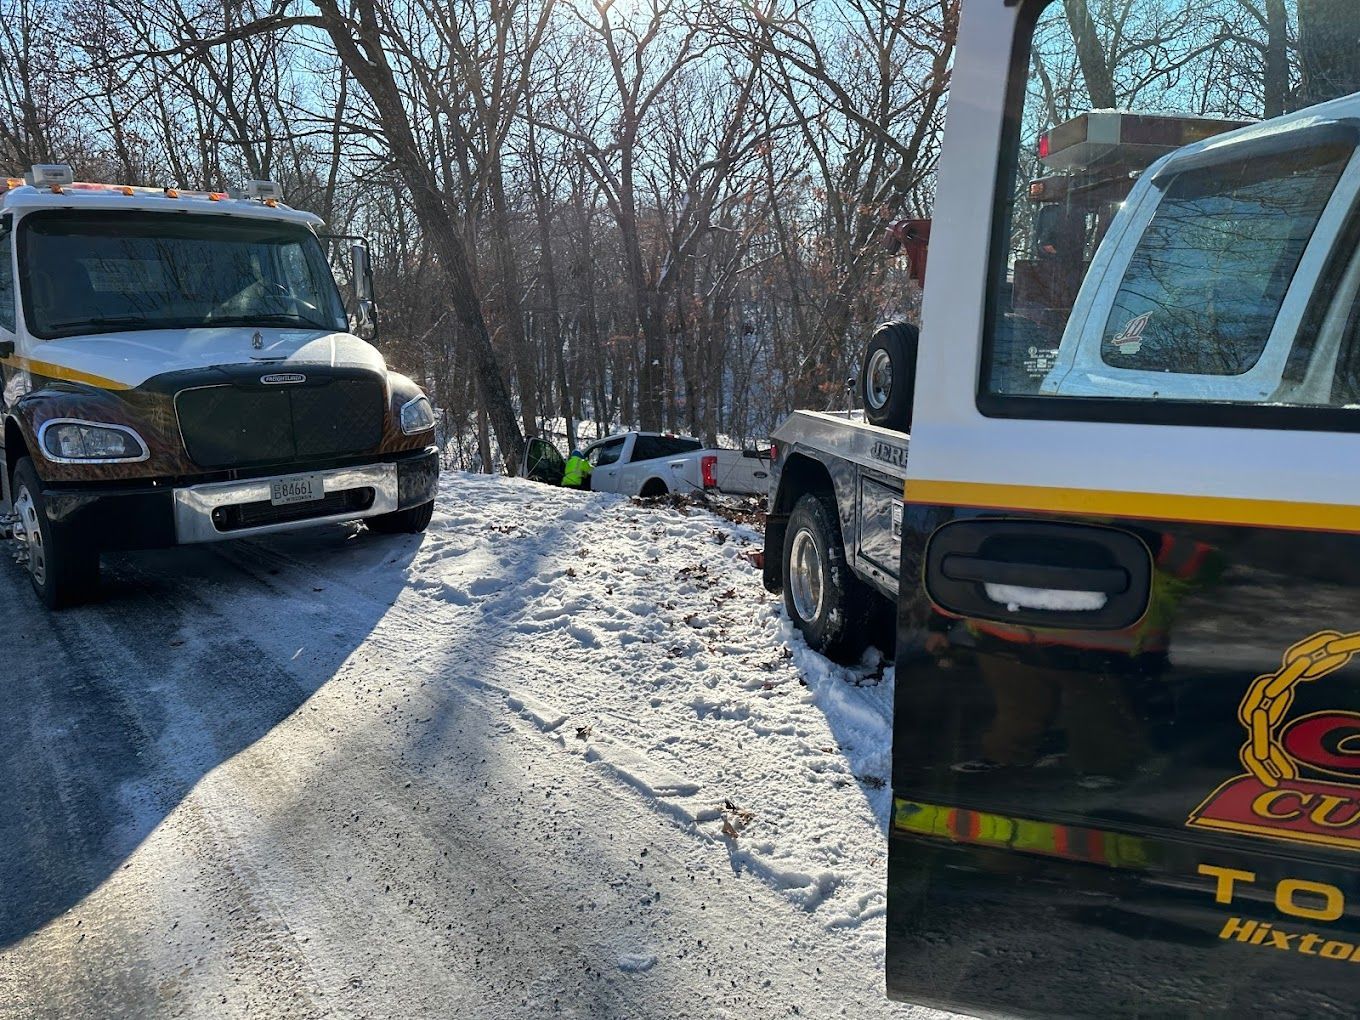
[18,210,348,340]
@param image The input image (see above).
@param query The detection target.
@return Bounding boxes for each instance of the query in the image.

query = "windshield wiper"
[207,314,333,330]
[44,315,147,333]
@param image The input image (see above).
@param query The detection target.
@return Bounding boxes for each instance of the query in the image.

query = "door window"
[980,0,1360,425]
[588,438,625,467]
[0,220,14,332]
[525,438,564,484]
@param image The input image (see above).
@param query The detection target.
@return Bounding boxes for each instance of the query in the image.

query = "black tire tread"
[782,492,872,663]
[364,499,435,535]
[11,457,100,609]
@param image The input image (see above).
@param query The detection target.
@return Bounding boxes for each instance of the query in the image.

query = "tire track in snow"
[202,480,898,926]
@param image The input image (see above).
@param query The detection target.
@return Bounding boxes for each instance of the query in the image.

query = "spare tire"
[861,320,919,431]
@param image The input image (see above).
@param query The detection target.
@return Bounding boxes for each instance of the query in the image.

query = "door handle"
[925,520,1152,630]
[939,555,1129,595]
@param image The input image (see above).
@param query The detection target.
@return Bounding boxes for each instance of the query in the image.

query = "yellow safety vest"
[562,455,592,487]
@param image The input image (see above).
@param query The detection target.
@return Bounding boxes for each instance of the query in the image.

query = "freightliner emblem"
[260,373,307,385]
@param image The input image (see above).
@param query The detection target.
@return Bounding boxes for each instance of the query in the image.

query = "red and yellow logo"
[1188,631,1360,852]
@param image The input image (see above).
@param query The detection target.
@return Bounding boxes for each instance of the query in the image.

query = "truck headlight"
[400,394,435,435]
[39,419,150,463]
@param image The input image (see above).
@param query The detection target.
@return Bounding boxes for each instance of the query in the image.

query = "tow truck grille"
[176,377,384,469]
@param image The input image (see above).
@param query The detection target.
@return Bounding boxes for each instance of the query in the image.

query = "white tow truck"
[762,108,1254,662]
[0,165,440,607]
[522,431,770,497]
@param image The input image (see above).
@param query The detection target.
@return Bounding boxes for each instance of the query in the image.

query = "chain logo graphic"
[1188,631,1360,852]
[1109,311,1152,355]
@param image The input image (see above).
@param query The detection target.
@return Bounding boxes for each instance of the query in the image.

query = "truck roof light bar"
[67,183,135,196]
[1037,111,1251,173]
[1,171,290,209]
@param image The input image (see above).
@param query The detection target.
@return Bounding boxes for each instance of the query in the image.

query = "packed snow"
[410,474,900,915]
[0,470,952,1019]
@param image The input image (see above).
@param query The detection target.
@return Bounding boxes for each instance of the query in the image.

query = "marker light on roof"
[28,164,74,188]
[245,179,283,201]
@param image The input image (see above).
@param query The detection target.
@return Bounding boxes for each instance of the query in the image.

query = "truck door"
[889,3,1360,1017]
[523,437,565,485]
[585,435,627,492]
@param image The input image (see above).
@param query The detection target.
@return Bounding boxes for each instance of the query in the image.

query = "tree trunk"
[312,0,524,474]
[1062,0,1116,109]
[1264,0,1289,117]
[526,116,575,450]
[1299,0,1360,108]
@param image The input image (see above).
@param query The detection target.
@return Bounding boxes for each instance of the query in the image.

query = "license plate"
[270,474,325,506]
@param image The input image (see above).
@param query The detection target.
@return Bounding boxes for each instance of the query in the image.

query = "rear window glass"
[632,436,702,462]
[1099,147,1349,376]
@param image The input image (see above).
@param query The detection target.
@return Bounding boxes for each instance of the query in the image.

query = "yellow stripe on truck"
[904,479,1360,535]
[1,355,130,391]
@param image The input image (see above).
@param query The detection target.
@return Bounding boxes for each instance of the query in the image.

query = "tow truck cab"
[889,1,1360,1017]
[0,166,439,607]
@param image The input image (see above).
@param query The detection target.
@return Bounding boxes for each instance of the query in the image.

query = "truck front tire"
[861,321,919,431]
[11,457,101,609]
[364,499,435,535]
[782,493,869,663]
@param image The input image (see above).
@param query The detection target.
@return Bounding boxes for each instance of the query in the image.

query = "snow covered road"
[0,472,954,1020]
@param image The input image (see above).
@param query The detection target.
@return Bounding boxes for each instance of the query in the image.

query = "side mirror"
[351,244,373,301]
[349,243,377,341]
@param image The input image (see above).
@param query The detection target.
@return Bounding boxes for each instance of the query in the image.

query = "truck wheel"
[10,457,100,609]
[365,500,434,535]
[639,479,669,498]
[783,493,869,663]
[861,320,919,431]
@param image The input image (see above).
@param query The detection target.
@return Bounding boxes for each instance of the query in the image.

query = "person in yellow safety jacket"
[562,449,592,490]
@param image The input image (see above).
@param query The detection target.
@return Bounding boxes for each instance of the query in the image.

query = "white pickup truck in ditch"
[521,431,770,497]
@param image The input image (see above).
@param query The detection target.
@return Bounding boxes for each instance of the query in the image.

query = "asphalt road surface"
[0,508,944,1020]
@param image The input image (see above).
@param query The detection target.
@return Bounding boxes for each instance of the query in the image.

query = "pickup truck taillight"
[701,455,718,489]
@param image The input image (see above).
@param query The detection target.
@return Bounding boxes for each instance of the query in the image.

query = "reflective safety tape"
[904,479,1360,535]
[892,797,1154,870]
[0,355,130,391]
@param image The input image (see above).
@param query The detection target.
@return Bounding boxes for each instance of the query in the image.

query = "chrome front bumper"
[173,462,399,544]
